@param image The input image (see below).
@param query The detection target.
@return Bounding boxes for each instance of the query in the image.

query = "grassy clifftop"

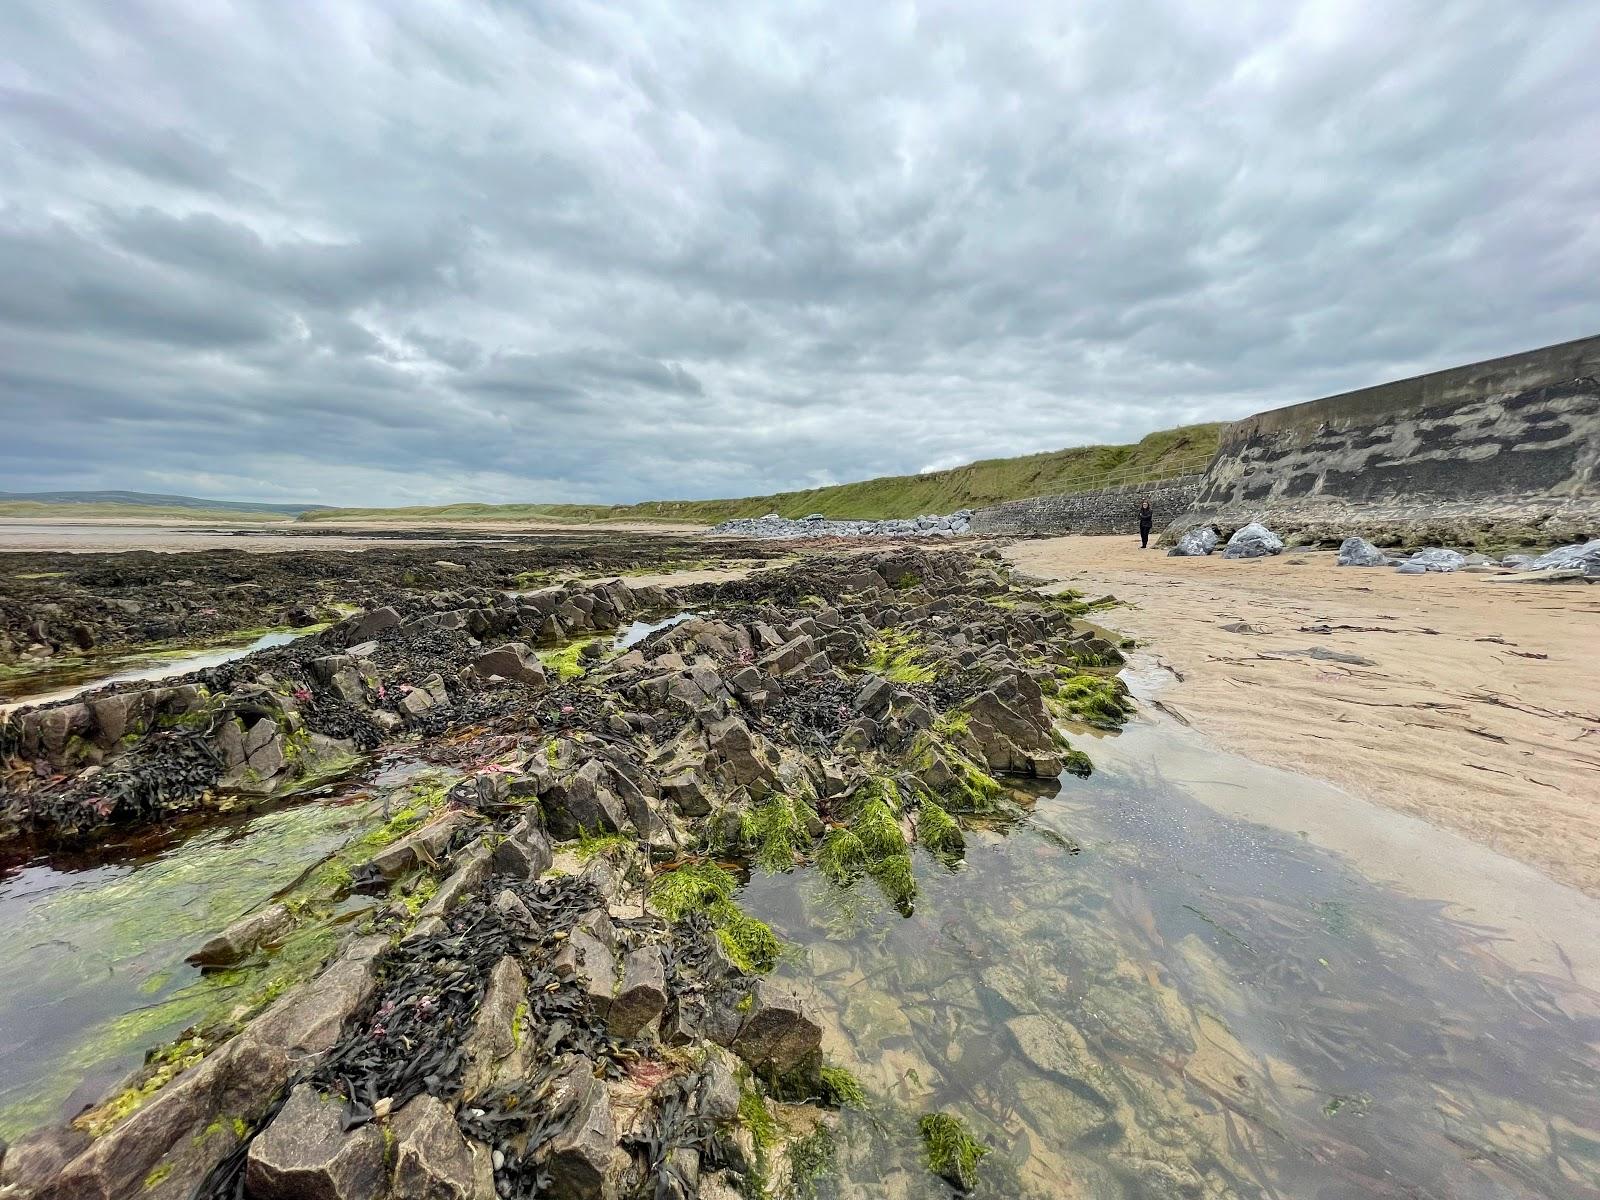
[301,423,1222,526]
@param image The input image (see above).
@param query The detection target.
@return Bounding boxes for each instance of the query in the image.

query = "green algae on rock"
[918,1111,990,1192]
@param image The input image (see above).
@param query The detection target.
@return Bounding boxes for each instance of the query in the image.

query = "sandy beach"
[1010,535,1600,898]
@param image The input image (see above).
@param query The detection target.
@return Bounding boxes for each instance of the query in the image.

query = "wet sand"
[1009,535,1600,898]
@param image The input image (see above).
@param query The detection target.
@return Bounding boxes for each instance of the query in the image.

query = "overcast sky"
[1,1,1596,507]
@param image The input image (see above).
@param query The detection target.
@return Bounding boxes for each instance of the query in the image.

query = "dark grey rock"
[552,918,618,1016]
[731,980,822,1072]
[389,1095,474,1200]
[1167,525,1219,557]
[459,956,529,1102]
[661,768,712,817]
[694,1046,742,1125]
[245,1085,387,1200]
[1221,521,1284,559]
[544,1070,622,1200]
[472,643,547,688]
[607,946,667,1038]
[491,814,552,879]
[1336,536,1388,566]
[345,606,401,643]
[544,759,626,840]
[188,902,294,967]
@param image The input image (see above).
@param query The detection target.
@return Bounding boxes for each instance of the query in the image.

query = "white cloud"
[0,0,1596,506]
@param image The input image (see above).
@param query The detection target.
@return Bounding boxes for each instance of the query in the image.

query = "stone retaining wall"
[969,476,1204,537]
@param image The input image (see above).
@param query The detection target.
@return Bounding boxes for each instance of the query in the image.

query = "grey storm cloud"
[1,0,1597,506]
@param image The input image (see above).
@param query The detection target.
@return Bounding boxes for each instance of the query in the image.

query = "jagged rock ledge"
[0,546,1129,1200]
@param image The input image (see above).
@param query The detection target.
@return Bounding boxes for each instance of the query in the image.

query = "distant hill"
[0,490,330,517]
[302,423,1223,526]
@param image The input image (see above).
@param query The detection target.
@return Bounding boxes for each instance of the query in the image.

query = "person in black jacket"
[1138,497,1153,548]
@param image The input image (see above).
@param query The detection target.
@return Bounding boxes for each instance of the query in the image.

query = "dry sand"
[1009,535,1600,898]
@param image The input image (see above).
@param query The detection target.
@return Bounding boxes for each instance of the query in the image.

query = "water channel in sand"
[739,699,1600,1198]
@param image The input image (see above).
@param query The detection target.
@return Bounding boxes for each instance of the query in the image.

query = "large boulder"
[1525,538,1600,575]
[471,643,547,689]
[544,759,627,840]
[1404,547,1467,573]
[758,636,816,676]
[552,911,619,1016]
[1336,537,1388,567]
[244,1085,387,1200]
[218,716,288,793]
[459,956,530,1102]
[1167,526,1219,557]
[704,715,777,790]
[694,1047,743,1125]
[491,813,553,880]
[344,606,401,644]
[1221,522,1284,560]
[661,768,713,817]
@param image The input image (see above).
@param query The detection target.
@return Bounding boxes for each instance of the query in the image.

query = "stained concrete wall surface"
[970,477,1203,537]
[1199,335,1600,509]
[965,335,1598,545]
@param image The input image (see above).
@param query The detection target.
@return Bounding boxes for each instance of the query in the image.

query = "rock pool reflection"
[0,757,446,1140]
[738,716,1600,1198]
[0,630,303,712]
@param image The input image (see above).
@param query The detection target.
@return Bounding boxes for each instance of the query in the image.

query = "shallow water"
[741,714,1600,1198]
[0,630,301,712]
[0,757,444,1139]
[615,610,701,649]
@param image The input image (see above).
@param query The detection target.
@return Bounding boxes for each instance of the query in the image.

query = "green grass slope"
[301,423,1222,526]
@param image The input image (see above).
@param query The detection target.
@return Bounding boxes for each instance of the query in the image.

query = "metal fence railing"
[1043,454,1216,496]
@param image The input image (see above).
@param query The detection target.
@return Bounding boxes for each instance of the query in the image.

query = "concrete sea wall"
[970,334,1599,545]
[1183,334,1600,545]
[1199,334,1600,508]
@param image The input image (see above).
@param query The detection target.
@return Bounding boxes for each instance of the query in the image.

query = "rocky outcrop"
[5,546,1119,1200]
[0,574,694,842]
